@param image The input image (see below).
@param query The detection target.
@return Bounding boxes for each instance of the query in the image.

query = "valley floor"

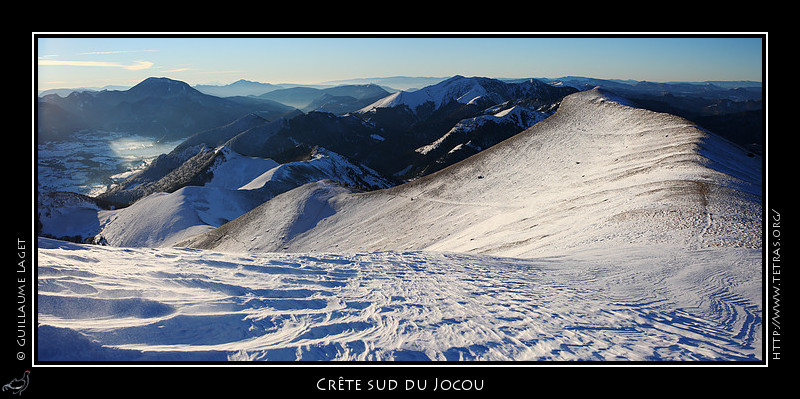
[36,237,762,362]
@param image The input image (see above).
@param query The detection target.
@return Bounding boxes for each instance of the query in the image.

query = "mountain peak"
[444,74,467,81]
[357,75,567,114]
[230,79,275,87]
[127,77,198,98]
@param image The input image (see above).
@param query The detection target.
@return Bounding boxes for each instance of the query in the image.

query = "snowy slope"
[95,186,261,247]
[239,147,391,191]
[184,88,762,257]
[45,145,391,247]
[38,237,761,361]
[92,146,390,248]
[416,104,550,155]
[37,192,109,240]
[203,146,281,189]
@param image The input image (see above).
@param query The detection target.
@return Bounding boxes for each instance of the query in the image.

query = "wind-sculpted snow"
[37,238,761,361]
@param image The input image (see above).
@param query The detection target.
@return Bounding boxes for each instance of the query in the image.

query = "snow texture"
[37,238,761,361]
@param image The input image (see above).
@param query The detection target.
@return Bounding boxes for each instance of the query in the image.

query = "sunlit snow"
[37,239,761,361]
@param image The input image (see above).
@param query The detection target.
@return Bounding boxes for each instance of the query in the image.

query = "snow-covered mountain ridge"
[182,88,762,258]
[357,75,568,114]
[415,104,550,156]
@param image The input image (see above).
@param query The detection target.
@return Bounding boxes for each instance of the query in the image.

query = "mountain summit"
[37,77,295,142]
[357,75,569,114]
[126,77,200,99]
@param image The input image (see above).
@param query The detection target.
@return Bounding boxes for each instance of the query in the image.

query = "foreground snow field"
[37,237,761,362]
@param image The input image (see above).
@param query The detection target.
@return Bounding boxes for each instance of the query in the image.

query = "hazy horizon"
[35,35,765,93]
[36,73,766,95]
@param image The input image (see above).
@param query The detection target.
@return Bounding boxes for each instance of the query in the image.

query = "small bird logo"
[2,371,29,395]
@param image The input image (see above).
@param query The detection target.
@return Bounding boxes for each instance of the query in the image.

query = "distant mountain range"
[79,75,574,207]
[254,84,391,113]
[36,77,296,142]
[318,76,449,91]
[37,74,764,245]
[193,76,449,95]
[203,75,576,183]
[38,85,131,97]
[193,79,286,97]
[38,75,763,151]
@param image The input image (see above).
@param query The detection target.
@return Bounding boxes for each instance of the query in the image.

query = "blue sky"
[35,35,765,91]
